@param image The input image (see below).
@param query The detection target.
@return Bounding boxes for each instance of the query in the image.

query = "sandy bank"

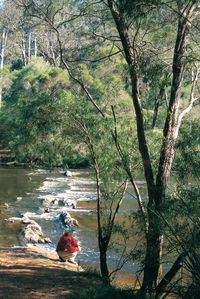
[0,246,91,299]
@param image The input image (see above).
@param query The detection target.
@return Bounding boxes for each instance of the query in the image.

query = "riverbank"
[0,166,138,296]
[0,246,94,299]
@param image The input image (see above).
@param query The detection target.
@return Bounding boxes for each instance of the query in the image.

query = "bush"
[75,285,138,299]
[62,155,91,168]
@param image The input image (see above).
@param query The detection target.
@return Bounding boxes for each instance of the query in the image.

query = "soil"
[0,246,97,299]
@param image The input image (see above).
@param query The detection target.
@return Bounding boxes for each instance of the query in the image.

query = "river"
[0,166,147,280]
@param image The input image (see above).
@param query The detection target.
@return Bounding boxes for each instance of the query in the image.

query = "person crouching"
[56,227,81,264]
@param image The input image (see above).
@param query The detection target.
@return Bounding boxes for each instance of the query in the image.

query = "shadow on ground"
[0,247,96,299]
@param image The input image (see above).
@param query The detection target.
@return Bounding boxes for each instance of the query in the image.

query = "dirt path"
[0,247,94,299]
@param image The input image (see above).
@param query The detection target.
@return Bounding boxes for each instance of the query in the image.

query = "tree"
[106,0,200,294]
[61,53,137,283]
[0,58,78,166]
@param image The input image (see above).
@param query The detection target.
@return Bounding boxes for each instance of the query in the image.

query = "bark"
[99,244,109,282]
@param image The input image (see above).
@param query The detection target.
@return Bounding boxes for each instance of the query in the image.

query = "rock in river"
[59,212,78,227]
[6,215,52,244]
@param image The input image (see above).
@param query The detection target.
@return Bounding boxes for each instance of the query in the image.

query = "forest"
[0,0,200,298]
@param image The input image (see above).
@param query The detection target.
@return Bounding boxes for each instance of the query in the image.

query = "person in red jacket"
[56,227,81,264]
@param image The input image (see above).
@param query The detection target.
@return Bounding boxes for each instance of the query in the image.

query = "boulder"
[6,215,52,244]
[6,216,22,222]
[59,212,78,227]
[63,171,72,177]
[42,196,76,209]
[23,219,51,244]
[60,199,77,209]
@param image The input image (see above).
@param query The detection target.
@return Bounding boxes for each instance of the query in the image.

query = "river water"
[0,166,147,279]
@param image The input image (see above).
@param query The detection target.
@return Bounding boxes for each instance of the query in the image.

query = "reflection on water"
[0,166,147,277]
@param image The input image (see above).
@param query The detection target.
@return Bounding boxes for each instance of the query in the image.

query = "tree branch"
[52,24,105,117]
[174,67,200,139]
[155,252,186,298]
[111,105,149,234]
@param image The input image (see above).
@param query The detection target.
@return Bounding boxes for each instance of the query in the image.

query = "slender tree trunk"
[94,162,110,283]
[21,34,27,65]
[28,31,31,63]
[0,29,7,69]
[34,34,37,58]
[0,29,8,108]
[86,131,110,283]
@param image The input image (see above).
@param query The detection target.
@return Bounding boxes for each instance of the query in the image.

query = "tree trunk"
[155,252,186,298]
[88,135,110,283]
[107,0,155,202]
[142,3,198,292]
[0,29,7,69]
[34,34,37,58]
[21,34,27,65]
[99,245,109,283]
[28,31,31,63]
[141,211,163,293]
[0,29,8,108]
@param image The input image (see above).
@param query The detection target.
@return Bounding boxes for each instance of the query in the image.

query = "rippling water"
[0,166,147,276]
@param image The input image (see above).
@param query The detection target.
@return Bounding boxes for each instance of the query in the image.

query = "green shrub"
[75,285,136,299]
[62,155,91,168]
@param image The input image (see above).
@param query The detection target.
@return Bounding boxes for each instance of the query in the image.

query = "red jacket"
[56,234,79,253]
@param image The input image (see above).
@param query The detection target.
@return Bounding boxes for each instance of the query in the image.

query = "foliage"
[0,58,83,167]
[0,67,12,89]
[75,284,136,299]
[116,0,161,21]
[62,155,91,169]
[161,184,200,297]
[174,119,200,180]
